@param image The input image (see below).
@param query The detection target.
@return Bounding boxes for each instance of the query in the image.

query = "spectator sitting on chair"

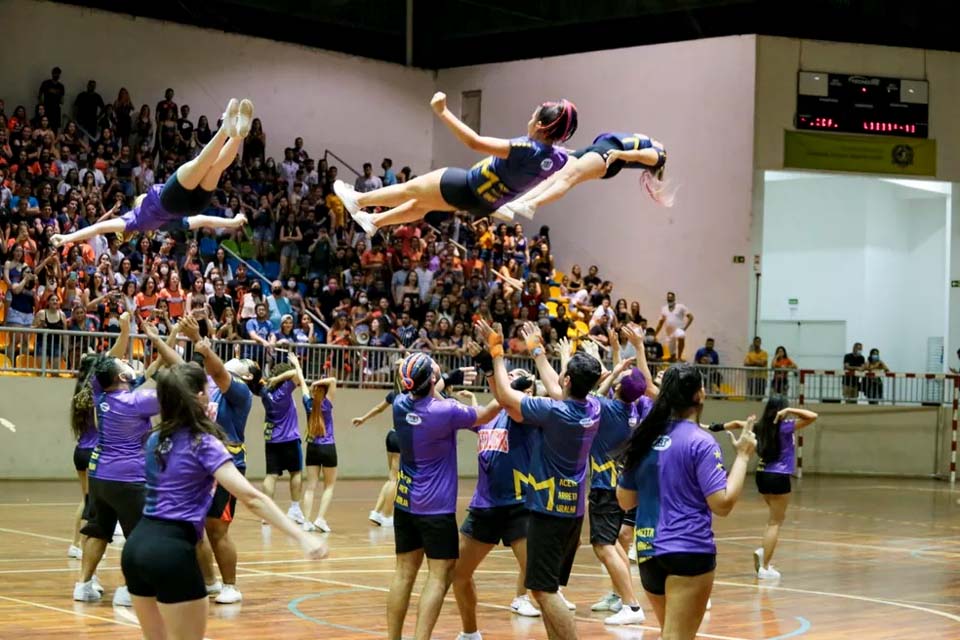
[843,342,865,403]
[744,336,768,398]
[696,337,721,394]
[771,346,797,396]
[863,348,889,405]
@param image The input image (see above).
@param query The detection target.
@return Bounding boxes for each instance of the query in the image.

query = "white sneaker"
[92,575,104,594]
[591,592,622,612]
[302,521,318,532]
[114,522,124,539]
[222,98,239,137]
[557,589,576,611]
[456,632,483,640]
[379,515,394,528]
[627,545,637,562]
[236,99,255,137]
[333,180,360,217]
[604,605,646,625]
[369,510,384,525]
[753,547,764,575]
[491,205,515,222]
[706,598,712,611]
[112,585,133,607]
[215,584,243,604]
[313,517,331,533]
[73,580,101,602]
[287,505,305,524]
[513,201,537,220]
[353,211,379,237]
[510,594,540,617]
[758,565,781,580]
[67,544,83,559]
[206,580,223,596]
[50,234,66,248]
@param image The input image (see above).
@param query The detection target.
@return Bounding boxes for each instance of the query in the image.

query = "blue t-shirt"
[519,395,600,518]
[590,397,638,491]
[466,137,568,210]
[470,410,537,509]
[207,377,252,469]
[245,318,273,342]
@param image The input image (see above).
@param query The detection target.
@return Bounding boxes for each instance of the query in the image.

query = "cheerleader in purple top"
[496,131,675,221]
[50,98,255,249]
[716,396,817,580]
[67,355,100,560]
[299,361,339,533]
[120,362,327,640]
[334,92,576,235]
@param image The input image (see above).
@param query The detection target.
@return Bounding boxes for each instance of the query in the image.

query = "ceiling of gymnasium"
[56,0,957,68]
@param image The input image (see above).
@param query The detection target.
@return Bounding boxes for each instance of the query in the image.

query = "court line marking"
[717,536,960,559]
[289,592,384,636]
[0,526,76,543]
[0,502,80,507]
[768,616,811,640]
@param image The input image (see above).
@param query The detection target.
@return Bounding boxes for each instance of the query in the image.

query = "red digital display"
[798,116,918,135]
[862,121,917,134]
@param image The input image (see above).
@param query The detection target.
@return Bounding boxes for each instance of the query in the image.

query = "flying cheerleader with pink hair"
[494,132,675,221]
[334,91,578,235]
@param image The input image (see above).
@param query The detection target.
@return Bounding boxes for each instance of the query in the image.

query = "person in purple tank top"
[387,353,500,640]
[299,357,339,533]
[334,92,576,236]
[258,359,308,525]
[120,362,327,640]
[50,98,254,249]
[617,365,757,640]
[716,396,817,581]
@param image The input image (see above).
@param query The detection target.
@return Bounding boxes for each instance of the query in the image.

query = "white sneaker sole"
[222,99,240,138]
[236,99,254,138]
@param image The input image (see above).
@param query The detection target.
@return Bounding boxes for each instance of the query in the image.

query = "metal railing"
[1,327,955,406]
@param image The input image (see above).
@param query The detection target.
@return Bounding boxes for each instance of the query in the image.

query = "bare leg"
[317,466,337,520]
[205,519,237,585]
[198,136,243,192]
[131,596,168,640]
[414,557,455,640]
[380,454,400,518]
[72,469,88,547]
[662,572,714,640]
[453,534,495,634]
[531,590,578,640]
[594,543,639,606]
[302,465,320,522]
[263,474,278,500]
[175,123,231,190]
[509,538,530,598]
[514,154,605,211]
[52,217,127,247]
[387,549,424,640]
[289,471,303,502]
[197,537,216,585]
[617,524,633,558]
[762,494,789,568]
[677,336,686,361]
[367,199,443,229]
[356,170,448,209]
[79,537,108,582]
[186,214,246,233]
[158,598,209,640]
[645,591,666,628]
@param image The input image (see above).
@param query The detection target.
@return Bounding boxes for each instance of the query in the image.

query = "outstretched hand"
[605,150,622,169]
[622,323,643,345]
[730,414,757,457]
[475,319,504,350]
[430,92,447,115]
[520,321,543,353]
[180,315,202,342]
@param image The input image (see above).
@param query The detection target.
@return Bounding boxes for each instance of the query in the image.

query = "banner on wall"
[784,130,936,176]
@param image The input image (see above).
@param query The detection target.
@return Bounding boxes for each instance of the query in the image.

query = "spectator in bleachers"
[771,346,796,395]
[863,348,889,405]
[843,342,865,402]
[354,162,382,193]
[38,67,65,133]
[744,336,769,398]
[643,327,664,363]
[695,338,719,365]
[73,80,104,137]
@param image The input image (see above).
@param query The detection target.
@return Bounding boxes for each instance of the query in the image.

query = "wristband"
[709,423,725,432]
[443,369,465,387]
[472,351,494,374]
[490,344,504,359]
[531,346,545,358]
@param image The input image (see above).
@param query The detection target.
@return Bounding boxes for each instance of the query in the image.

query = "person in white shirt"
[132,157,155,195]
[654,291,694,362]
[280,148,300,184]
[354,162,383,193]
[590,296,615,329]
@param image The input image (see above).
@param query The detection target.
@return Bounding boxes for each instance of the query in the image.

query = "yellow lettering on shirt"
[558,478,578,488]
[513,470,556,511]
[471,157,500,196]
[591,457,618,486]
[557,491,577,501]
[636,527,655,538]
[395,495,409,507]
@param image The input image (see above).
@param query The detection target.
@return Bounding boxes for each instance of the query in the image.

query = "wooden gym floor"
[0,476,958,639]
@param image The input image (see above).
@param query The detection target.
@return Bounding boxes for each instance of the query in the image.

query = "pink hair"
[640,170,676,208]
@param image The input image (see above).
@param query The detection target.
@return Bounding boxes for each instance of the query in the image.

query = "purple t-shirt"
[143,430,232,540]
[121,184,183,233]
[306,396,335,446]
[393,394,478,515]
[758,419,796,474]
[261,380,300,443]
[636,395,654,421]
[618,419,727,557]
[77,414,98,449]
[469,410,536,509]
[89,380,160,482]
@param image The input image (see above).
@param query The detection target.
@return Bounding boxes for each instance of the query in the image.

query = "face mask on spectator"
[287,280,296,289]
[359,296,368,305]
[645,335,654,344]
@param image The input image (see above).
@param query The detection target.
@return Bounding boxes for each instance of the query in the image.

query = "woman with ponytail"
[67,354,102,560]
[335,92,576,235]
[616,364,756,640]
[496,132,674,221]
[121,360,327,640]
[298,349,339,533]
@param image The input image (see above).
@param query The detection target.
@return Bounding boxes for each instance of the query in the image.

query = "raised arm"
[520,321,562,400]
[144,325,182,378]
[431,92,511,159]
[596,356,636,397]
[352,400,390,427]
[476,320,525,421]
[107,311,132,358]
[142,321,185,368]
[706,416,757,517]
[624,324,657,398]
[182,315,231,392]
[776,407,818,429]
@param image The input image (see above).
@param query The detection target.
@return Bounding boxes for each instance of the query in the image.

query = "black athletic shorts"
[159,172,214,217]
[394,508,459,559]
[122,517,207,604]
[525,512,583,592]
[73,446,93,472]
[306,442,338,468]
[81,477,145,542]
[756,471,792,495]
[461,503,529,546]
[439,167,493,218]
[385,430,401,454]
[589,488,624,546]
[637,553,717,596]
[207,466,245,522]
[572,137,624,179]
[265,440,303,476]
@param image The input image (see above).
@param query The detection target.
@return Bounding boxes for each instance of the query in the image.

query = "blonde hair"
[307,383,330,438]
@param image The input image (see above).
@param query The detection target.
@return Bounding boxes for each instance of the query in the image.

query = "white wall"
[434,36,759,362]
[1,0,436,175]
[761,175,948,372]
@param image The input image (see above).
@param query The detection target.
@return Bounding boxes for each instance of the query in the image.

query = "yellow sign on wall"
[784,130,936,176]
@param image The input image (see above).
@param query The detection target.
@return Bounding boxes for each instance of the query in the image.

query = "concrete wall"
[0,378,950,481]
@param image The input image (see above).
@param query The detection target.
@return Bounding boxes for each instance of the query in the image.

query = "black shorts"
[122,517,207,604]
[265,440,303,476]
[81,477,145,542]
[394,509,459,559]
[637,553,717,596]
[461,503,529,546]
[589,488,624,546]
[572,137,624,179]
[756,471,792,495]
[525,512,583,592]
[306,442,338,468]
[439,167,493,217]
[73,446,93,472]
[159,172,213,217]
[207,466,245,522]
[385,430,401,454]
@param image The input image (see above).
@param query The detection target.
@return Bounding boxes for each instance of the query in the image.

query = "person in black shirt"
[208,280,235,324]
[177,105,194,156]
[73,80,104,136]
[38,67,65,133]
[156,88,177,123]
[114,145,136,197]
[843,342,865,402]
[583,264,602,290]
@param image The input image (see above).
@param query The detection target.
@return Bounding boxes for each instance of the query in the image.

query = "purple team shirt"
[121,184,183,233]
[308,397,335,446]
[759,419,796,474]
[262,380,301,443]
[89,380,160,483]
[77,414,98,449]
[393,394,478,515]
[143,430,232,540]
